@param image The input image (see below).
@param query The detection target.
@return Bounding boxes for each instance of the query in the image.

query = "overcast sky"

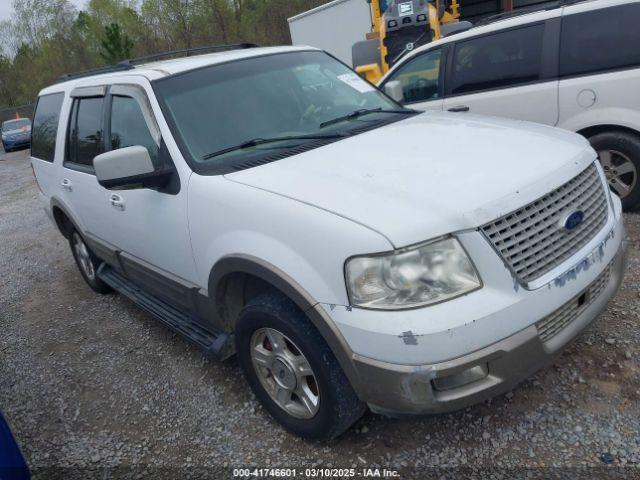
[0,0,88,23]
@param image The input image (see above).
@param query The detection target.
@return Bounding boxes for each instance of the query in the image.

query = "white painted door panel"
[96,184,197,282]
[442,81,559,125]
[59,168,106,236]
[407,98,443,111]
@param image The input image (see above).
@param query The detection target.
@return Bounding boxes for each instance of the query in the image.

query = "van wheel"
[235,293,365,440]
[69,231,112,294]
[589,131,640,210]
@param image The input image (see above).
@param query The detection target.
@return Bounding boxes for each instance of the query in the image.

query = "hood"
[226,112,596,248]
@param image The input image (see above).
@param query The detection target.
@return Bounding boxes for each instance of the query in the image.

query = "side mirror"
[94,145,171,190]
[384,80,404,104]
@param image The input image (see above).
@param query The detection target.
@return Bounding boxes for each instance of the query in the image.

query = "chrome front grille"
[482,163,608,283]
[536,262,612,343]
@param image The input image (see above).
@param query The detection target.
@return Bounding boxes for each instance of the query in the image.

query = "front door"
[95,82,199,309]
[381,48,444,111]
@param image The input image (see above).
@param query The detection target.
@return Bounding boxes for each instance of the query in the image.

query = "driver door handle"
[448,105,470,112]
[109,194,125,211]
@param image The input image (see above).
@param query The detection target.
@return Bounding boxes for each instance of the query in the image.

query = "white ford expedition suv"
[31,45,627,440]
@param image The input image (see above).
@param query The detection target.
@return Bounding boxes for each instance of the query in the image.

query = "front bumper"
[349,235,627,415]
[320,189,627,415]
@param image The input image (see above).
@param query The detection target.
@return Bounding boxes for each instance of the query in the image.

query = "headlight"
[345,237,481,309]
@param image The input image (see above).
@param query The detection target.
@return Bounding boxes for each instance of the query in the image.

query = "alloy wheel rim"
[73,233,95,281]
[598,149,637,199]
[250,327,320,419]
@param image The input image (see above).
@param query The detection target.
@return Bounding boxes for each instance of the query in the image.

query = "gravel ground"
[1,148,639,479]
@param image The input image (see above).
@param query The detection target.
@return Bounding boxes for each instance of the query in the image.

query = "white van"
[380,0,640,209]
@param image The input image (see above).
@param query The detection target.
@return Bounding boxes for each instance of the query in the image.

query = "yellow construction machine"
[353,0,467,83]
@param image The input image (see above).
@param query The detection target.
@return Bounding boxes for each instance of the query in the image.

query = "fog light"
[388,20,398,28]
[432,364,488,391]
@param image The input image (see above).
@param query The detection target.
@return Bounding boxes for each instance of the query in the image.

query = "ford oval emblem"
[562,210,584,231]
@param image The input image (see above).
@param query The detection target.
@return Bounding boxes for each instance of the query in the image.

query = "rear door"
[58,87,111,248]
[442,20,560,125]
[380,47,445,111]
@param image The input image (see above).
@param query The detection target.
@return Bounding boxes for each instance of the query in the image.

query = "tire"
[235,293,365,440]
[69,230,112,294]
[589,130,640,210]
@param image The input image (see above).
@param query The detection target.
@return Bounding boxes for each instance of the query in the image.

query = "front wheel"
[590,131,640,210]
[235,293,365,440]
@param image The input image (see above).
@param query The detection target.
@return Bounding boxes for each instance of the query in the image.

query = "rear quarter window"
[560,3,640,77]
[31,93,65,162]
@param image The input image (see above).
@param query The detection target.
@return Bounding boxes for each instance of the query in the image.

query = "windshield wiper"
[319,107,416,129]
[202,133,347,160]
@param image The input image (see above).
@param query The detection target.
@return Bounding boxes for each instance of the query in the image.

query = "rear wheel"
[69,231,112,294]
[589,131,640,210]
[235,293,365,440]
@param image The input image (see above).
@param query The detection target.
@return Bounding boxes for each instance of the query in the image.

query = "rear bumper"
[350,236,628,416]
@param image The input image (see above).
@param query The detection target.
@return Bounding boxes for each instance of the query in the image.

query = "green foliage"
[100,23,134,63]
[0,0,329,107]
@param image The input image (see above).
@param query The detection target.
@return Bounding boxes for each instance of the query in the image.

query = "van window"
[450,24,545,95]
[31,93,64,162]
[66,97,104,168]
[385,49,441,104]
[109,95,159,164]
[560,3,640,77]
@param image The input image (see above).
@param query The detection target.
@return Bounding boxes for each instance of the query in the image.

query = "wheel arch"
[208,254,361,393]
[577,124,640,140]
[50,198,82,240]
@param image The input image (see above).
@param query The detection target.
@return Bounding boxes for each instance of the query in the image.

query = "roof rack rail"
[58,64,135,83]
[117,43,260,67]
[474,2,563,26]
[57,43,259,83]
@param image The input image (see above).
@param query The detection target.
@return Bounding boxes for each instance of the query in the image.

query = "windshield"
[2,119,31,132]
[154,51,406,173]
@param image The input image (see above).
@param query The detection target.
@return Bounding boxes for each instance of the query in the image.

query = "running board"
[97,264,234,360]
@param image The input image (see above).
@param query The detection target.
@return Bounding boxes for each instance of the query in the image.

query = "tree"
[11,0,77,48]
[0,0,332,107]
[99,23,134,63]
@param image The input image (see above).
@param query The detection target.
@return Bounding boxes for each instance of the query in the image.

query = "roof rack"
[57,43,259,83]
[116,42,259,67]
[58,64,135,82]
[473,2,564,26]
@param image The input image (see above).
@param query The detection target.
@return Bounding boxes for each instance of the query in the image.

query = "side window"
[560,3,640,77]
[450,24,545,95]
[386,49,442,104]
[109,95,160,163]
[31,93,64,162]
[66,97,105,169]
